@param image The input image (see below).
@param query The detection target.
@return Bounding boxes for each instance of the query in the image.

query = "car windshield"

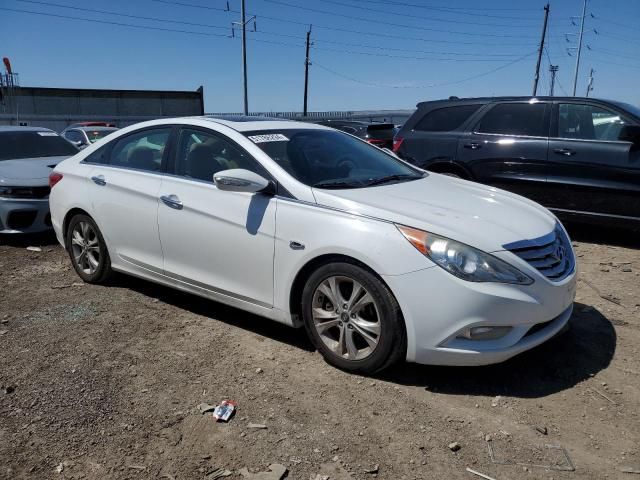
[86,129,116,143]
[0,131,79,160]
[244,129,424,188]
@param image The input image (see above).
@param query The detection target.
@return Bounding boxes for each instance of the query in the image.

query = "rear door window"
[414,104,482,132]
[477,103,549,137]
[108,128,171,172]
[558,103,626,141]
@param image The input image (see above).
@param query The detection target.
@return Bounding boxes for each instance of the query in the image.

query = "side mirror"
[214,168,273,194]
[73,140,85,148]
[618,125,640,146]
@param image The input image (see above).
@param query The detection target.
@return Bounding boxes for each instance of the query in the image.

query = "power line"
[16,0,231,31]
[329,0,540,14]
[11,0,537,59]
[315,0,539,28]
[591,14,640,32]
[311,45,528,62]
[262,0,545,39]
[0,6,230,37]
[313,52,536,89]
[151,0,543,46]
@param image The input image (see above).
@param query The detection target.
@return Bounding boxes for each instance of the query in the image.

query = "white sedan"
[49,117,576,374]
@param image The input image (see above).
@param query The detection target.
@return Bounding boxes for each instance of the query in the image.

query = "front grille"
[504,225,575,282]
[7,210,37,229]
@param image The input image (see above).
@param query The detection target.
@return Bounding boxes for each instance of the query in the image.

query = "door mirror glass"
[618,124,640,145]
[214,168,272,193]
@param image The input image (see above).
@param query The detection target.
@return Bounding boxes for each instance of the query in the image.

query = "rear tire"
[301,262,406,374]
[65,214,113,284]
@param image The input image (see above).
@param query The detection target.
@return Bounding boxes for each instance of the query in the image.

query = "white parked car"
[49,117,577,374]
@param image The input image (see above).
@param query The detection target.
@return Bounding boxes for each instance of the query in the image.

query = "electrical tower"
[586,68,595,97]
[549,65,559,96]
[532,3,550,96]
[232,0,256,115]
[0,57,20,124]
[303,25,313,116]
[572,0,588,96]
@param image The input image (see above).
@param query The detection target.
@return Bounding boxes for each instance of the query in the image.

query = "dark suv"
[394,97,640,228]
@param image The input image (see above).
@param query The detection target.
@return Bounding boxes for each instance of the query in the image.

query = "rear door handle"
[464,142,481,150]
[553,148,576,156]
[160,194,183,210]
[91,175,106,186]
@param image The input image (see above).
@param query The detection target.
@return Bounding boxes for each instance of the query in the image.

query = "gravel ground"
[1,225,639,480]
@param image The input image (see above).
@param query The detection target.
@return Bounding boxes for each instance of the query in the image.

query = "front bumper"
[0,197,52,234]
[383,260,577,366]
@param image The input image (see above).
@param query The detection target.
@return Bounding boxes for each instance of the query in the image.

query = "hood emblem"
[552,243,566,263]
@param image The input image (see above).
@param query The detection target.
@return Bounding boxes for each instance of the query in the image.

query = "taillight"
[367,138,385,145]
[392,136,404,153]
[49,172,63,189]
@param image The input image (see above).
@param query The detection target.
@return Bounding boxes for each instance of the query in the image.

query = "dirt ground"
[1,224,639,480]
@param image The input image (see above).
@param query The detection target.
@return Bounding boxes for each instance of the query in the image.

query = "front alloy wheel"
[302,262,406,374]
[312,276,381,361]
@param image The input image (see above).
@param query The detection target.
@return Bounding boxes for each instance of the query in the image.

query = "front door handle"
[464,142,482,150]
[160,194,183,210]
[91,175,106,186]
[553,148,576,156]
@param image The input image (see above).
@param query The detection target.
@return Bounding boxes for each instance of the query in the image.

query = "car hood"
[312,173,558,253]
[0,156,69,186]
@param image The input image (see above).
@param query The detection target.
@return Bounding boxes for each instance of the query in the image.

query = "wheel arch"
[288,253,407,336]
[62,207,93,248]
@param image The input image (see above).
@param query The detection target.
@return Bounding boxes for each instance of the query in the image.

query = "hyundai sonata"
[49,117,576,373]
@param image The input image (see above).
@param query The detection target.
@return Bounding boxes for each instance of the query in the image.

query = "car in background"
[61,125,119,149]
[0,126,78,233]
[394,96,640,229]
[49,116,575,373]
[315,120,396,149]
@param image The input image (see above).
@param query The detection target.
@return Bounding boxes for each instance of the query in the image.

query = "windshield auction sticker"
[247,134,289,143]
[36,131,59,136]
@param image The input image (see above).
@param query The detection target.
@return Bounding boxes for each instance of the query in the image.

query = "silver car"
[61,126,118,149]
[0,126,78,233]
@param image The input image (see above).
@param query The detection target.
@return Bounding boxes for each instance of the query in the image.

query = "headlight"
[397,225,533,285]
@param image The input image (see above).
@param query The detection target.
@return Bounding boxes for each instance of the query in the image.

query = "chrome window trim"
[471,131,549,140]
[78,161,165,176]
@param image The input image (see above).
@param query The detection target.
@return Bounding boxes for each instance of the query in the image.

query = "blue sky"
[1,0,639,112]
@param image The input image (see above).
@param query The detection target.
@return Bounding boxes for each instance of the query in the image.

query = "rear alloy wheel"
[302,262,406,374]
[66,214,113,283]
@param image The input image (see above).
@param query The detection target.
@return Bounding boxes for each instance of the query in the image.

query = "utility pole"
[586,68,594,97]
[572,0,588,96]
[532,3,550,96]
[303,25,312,116]
[232,0,255,115]
[549,65,559,96]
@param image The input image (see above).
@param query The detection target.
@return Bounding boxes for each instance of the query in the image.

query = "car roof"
[0,125,55,133]
[417,96,624,108]
[71,126,119,132]
[197,115,329,132]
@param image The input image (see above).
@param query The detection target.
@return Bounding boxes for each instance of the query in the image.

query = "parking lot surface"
[1,227,639,479]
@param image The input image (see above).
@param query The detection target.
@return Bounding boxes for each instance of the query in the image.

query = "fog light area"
[456,326,513,341]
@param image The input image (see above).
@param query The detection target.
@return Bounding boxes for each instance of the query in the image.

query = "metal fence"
[206,109,414,124]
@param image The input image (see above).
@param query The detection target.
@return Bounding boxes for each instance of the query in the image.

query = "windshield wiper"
[365,174,424,187]
[312,180,367,189]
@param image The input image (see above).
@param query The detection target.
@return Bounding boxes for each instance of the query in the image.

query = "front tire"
[301,262,406,374]
[65,214,113,284]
